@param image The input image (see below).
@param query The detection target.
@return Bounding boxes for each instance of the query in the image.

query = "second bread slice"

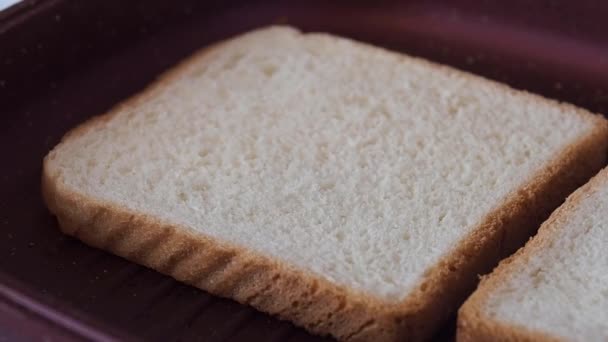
[43,26,608,341]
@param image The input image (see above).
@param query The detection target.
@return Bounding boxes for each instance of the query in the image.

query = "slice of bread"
[42,26,608,341]
[458,167,608,342]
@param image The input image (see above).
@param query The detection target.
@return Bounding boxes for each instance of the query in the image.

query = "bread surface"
[458,167,608,342]
[43,26,608,341]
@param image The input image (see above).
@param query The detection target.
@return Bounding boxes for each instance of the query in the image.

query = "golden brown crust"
[42,171,391,340]
[457,168,608,342]
[42,27,608,341]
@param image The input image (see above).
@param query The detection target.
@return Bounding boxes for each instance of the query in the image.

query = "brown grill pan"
[1,0,607,340]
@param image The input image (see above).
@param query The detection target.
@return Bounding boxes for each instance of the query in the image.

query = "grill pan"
[1,1,607,340]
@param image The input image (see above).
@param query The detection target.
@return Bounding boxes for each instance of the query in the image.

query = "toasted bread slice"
[43,26,608,341]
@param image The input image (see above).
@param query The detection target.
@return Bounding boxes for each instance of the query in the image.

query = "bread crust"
[457,167,608,342]
[42,27,608,341]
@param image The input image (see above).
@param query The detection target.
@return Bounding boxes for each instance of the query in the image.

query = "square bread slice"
[458,167,608,342]
[42,26,608,341]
